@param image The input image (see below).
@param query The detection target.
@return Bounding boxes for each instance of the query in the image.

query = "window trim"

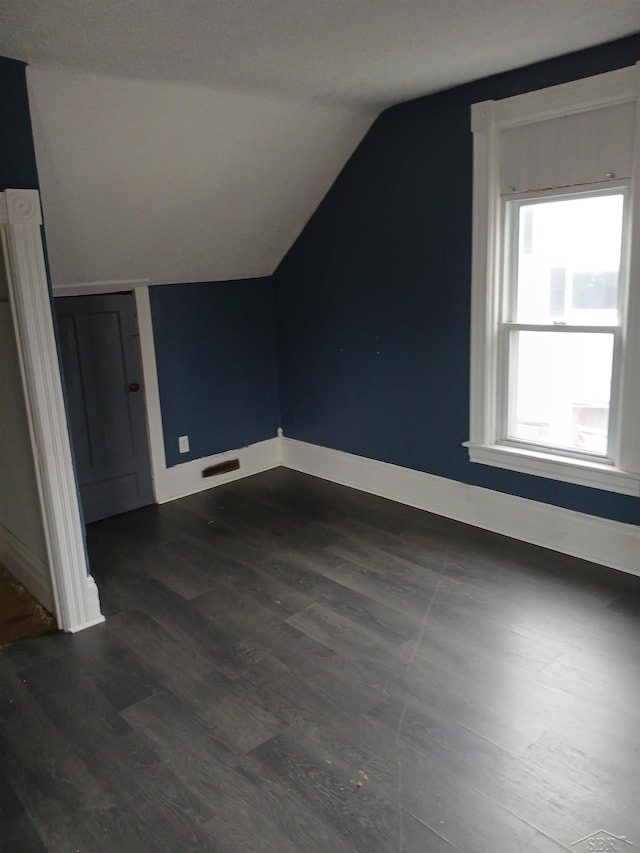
[466,64,640,498]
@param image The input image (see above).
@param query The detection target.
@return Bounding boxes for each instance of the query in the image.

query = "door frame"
[53,282,169,504]
[54,290,158,521]
[0,190,104,632]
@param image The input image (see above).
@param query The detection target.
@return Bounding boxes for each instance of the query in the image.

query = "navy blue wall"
[151,278,281,467]
[274,35,640,526]
[0,56,39,190]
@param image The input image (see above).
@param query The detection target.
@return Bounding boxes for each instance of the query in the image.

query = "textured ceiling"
[2,0,640,108]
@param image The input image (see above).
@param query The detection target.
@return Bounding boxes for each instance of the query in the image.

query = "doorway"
[55,292,154,523]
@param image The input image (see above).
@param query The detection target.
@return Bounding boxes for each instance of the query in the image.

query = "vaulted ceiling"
[3,1,639,287]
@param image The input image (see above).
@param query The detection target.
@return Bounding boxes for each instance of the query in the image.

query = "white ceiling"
[28,67,374,286]
[2,0,640,109]
[8,2,640,288]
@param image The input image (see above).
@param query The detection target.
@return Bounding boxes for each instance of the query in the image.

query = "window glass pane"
[514,194,624,325]
[509,331,613,456]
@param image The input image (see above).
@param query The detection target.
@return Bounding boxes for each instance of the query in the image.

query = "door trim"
[132,286,173,501]
[53,278,150,297]
[1,190,104,632]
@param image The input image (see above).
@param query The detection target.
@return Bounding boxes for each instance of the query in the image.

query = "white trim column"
[134,285,170,503]
[1,189,104,632]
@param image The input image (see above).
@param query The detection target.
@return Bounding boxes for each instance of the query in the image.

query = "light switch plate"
[178,435,190,453]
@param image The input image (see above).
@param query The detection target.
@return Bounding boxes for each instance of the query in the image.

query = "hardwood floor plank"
[286,601,405,661]
[102,608,222,689]
[242,726,538,853]
[66,627,162,711]
[1,468,638,852]
[0,660,128,852]
[191,595,391,717]
[121,690,333,853]
[0,768,48,853]
[20,656,219,851]
[261,550,421,644]
[366,693,640,849]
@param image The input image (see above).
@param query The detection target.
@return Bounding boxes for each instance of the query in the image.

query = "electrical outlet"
[178,435,190,454]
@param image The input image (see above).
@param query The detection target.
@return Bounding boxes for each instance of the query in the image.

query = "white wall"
[0,240,54,611]
[26,67,375,287]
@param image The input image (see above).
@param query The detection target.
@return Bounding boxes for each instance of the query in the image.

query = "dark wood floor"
[1,468,639,852]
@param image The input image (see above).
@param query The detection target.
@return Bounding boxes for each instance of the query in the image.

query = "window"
[466,65,640,497]
[504,189,624,458]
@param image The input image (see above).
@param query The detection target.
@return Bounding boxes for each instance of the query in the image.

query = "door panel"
[55,312,93,471]
[55,293,154,523]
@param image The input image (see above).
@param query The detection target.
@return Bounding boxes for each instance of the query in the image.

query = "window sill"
[464,441,640,497]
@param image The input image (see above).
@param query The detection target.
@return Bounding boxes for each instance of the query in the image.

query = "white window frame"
[466,65,640,498]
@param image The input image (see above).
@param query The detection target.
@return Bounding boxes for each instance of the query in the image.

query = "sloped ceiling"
[27,67,374,286]
[4,2,640,285]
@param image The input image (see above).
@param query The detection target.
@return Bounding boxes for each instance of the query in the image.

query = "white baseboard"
[281,438,640,577]
[0,523,56,612]
[156,436,282,504]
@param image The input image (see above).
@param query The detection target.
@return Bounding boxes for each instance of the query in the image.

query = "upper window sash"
[500,185,629,329]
